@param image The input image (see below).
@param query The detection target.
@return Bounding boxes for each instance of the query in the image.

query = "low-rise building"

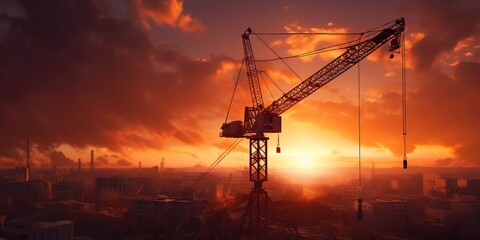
[0,180,51,203]
[423,173,457,199]
[0,220,73,240]
[128,196,206,234]
[95,176,151,195]
[426,199,480,238]
[357,199,413,231]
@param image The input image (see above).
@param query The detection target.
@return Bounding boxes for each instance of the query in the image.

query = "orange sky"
[0,0,479,172]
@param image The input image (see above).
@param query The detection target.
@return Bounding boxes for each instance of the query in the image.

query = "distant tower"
[160,157,164,174]
[371,161,375,180]
[90,150,94,173]
[139,161,142,169]
[25,136,30,182]
[78,158,81,172]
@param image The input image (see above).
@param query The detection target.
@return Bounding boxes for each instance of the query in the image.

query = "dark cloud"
[95,155,110,167]
[115,158,132,167]
[286,0,480,167]
[137,0,205,32]
[49,150,76,167]
[0,1,230,164]
[408,62,480,165]
[406,0,480,70]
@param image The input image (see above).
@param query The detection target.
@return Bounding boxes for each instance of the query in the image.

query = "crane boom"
[263,18,405,116]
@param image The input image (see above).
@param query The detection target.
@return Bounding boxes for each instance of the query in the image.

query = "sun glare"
[299,157,314,170]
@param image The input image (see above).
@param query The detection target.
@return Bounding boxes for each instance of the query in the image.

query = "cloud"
[50,151,76,167]
[115,158,132,167]
[280,23,353,63]
[405,0,480,71]
[434,158,456,167]
[412,62,480,165]
[136,0,205,33]
[0,1,231,166]
[287,0,480,167]
[289,60,480,166]
[95,155,110,167]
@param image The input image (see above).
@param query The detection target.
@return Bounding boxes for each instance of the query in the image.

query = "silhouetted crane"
[221,18,405,240]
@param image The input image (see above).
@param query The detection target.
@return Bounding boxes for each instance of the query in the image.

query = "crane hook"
[276,134,281,153]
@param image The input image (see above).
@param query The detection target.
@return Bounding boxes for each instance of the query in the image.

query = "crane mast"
[243,28,264,110]
[221,18,405,240]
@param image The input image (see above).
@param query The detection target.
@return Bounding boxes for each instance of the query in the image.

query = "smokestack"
[78,158,81,172]
[160,157,164,174]
[139,161,142,169]
[90,150,94,173]
[25,136,30,182]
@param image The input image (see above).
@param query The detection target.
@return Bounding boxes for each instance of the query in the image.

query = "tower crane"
[221,18,405,240]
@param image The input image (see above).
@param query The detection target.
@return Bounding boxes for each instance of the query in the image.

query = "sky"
[0,0,479,174]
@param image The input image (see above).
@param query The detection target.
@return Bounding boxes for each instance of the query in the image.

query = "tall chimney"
[90,150,94,173]
[25,136,30,182]
[160,157,164,174]
[78,158,81,172]
[139,161,142,169]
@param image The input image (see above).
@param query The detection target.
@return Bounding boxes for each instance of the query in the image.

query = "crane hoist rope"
[402,28,408,169]
[357,61,363,221]
[355,33,364,221]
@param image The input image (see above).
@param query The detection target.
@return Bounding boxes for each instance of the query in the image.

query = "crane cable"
[358,60,362,195]
[402,31,408,169]
[258,70,276,101]
[254,19,395,36]
[224,58,245,124]
[254,20,396,62]
[198,58,246,188]
[259,70,286,95]
[252,32,303,82]
[193,138,243,187]
[258,70,284,153]
[357,34,364,221]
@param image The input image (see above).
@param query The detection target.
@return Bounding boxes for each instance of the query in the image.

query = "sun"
[292,154,320,176]
[299,157,314,170]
